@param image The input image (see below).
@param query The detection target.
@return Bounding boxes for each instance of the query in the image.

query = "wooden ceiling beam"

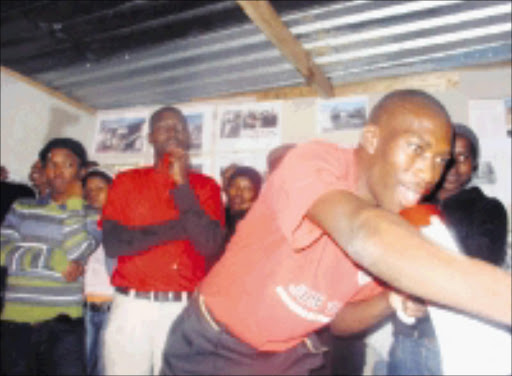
[237,0,334,98]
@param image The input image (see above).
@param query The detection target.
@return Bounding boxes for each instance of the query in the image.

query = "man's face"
[227,176,257,212]
[369,105,452,213]
[84,176,109,210]
[148,111,190,158]
[221,164,238,193]
[29,160,48,192]
[44,148,82,197]
[440,135,474,197]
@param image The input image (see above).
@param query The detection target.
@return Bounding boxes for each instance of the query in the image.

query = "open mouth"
[397,184,423,209]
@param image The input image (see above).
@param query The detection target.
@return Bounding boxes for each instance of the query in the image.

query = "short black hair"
[149,106,188,132]
[227,166,263,198]
[82,168,113,188]
[453,123,479,163]
[38,137,88,168]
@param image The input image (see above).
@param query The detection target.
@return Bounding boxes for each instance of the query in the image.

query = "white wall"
[0,70,96,183]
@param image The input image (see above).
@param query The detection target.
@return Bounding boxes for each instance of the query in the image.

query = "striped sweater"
[1,195,100,323]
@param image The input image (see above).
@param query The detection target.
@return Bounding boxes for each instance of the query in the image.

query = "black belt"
[115,287,192,302]
[84,301,112,313]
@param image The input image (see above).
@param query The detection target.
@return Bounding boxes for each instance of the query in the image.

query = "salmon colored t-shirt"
[200,140,384,352]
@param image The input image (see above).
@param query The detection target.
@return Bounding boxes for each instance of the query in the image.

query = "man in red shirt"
[159,90,511,375]
[101,106,225,375]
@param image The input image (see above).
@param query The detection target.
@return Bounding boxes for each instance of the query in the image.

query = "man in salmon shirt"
[101,106,225,375]
[159,90,511,375]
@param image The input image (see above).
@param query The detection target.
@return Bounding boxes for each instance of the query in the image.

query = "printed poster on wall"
[92,110,150,163]
[215,101,282,151]
[189,155,213,177]
[94,113,147,154]
[317,96,368,134]
[468,99,511,250]
[179,105,215,154]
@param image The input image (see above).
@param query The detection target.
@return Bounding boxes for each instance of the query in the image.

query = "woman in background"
[224,166,262,243]
[82,168,115,376]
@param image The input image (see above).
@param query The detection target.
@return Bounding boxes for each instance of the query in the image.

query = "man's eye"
[408,143,423,154]
[436,156,450,166]
[456,154,469,163]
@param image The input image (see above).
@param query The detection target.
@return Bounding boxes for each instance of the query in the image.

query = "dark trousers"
[160,295,325,375]
[329,333,367,375]
[1,315,85,376]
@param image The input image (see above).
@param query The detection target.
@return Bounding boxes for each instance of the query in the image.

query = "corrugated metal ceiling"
[1,0,511,110]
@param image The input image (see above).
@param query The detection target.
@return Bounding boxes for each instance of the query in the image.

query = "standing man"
[102,106,225,375]
[159,90,511,375]
[1,137,100,375]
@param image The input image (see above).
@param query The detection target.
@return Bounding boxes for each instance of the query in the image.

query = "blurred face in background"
[29,160,49,196]
[227,175,257,212]
[437,134,475,200]
[84,176,110,210]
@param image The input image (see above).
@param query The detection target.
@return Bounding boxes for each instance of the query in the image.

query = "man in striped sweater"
[0,138,100,375]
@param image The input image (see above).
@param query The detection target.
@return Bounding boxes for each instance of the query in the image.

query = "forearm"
[353,210,511,326]
[173,183,226,259]
[308,190,512,326]
[330,291,393,336]
[102,219,186,257]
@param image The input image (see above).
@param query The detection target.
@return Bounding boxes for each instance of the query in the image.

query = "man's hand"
[167,147,189,185]
[389,290,428,324]
[62,260,84,282]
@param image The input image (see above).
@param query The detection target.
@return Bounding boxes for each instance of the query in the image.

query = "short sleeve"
[347,277,387,303]
[266,141,355,250]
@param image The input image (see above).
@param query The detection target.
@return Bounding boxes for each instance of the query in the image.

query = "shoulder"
[189,171,221,191]
[451,187,505,212]
[12,196,42,210]
[294,140,343,156]
[110,166,154,191]
[444,187,507,224]
[287,140,352,167]
[114,166,152,181]
[1,181,35,197]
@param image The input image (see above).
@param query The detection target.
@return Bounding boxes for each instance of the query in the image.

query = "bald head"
[369,89,451,131]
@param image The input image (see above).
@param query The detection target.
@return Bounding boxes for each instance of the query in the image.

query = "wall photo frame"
[317,96,368,134]
[92,110,150,162]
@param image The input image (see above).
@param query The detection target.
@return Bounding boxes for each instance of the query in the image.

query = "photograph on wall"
[505,97,511,137]
[180,106,214,153]
[93,112,148,156]
[317,96,368,134]
[189,155,213,177]
[216,101,282,151]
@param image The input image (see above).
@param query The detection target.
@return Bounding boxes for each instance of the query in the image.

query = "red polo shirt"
[102,165,224,292]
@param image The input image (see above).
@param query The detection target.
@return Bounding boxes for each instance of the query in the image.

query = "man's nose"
[416,156,438,189]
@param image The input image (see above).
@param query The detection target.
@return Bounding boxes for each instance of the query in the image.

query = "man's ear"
[360,124,379,154]
[147,131,154,146]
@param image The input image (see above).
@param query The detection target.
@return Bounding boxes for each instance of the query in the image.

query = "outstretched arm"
[307,189,511,326]
[330,291,393,336]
